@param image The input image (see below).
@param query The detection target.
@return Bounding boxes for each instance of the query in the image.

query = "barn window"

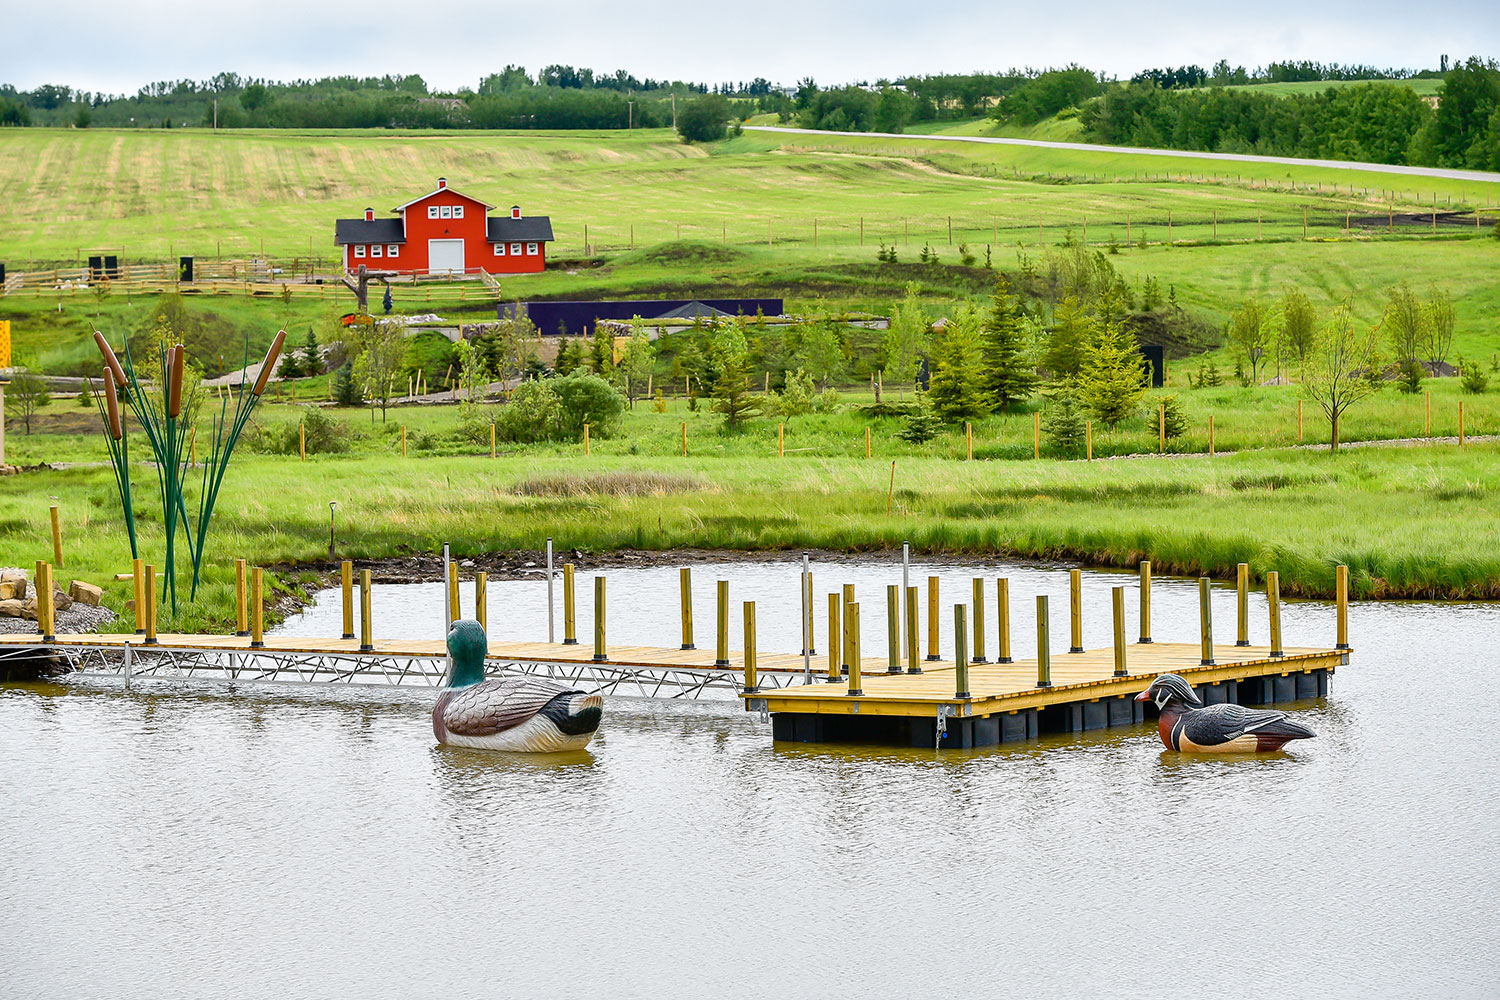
[371,244,382,258]
[428,206,439,219]
[526,242,539,255]
[452,205,464,219]
[354,245,366,258]
[510,242,522,255]
[387,245,400,257]
[494,243,506,256]
[440,205,452,219]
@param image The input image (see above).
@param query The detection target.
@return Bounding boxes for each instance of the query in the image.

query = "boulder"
[0,571,26,602]
[0,599,28,618]
[68,580,103,607]
[0,581,17,601]
[51,589,74,612]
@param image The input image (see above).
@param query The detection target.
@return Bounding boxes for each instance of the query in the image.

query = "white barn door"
[428,239,465,275]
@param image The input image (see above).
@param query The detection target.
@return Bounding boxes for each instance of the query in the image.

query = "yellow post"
[1111,586,1127,676]
[1425,390,1431,438]
[1267,571,1283,657]
[966,422,973,460]
[1033,411,1041,459]
[142,563,158,645]
[476,571,487,634]
[1459,400,1465,446]
[584,422,591,456]
[592,576,607,662]
[37,562,55,642]
[926,575,941,660]
[679,567,695,649]
[827,592,841,680]
[401,425,407,457]
[886,584,901,673]
[49,504,63,568]
[447,561,460,622]
[866,425,872,459]
[887,460,896,516]
[971,577,987,662]
[1035,595,1051,688]
[841,583,855,673]
[562,563,577,644]
[1209,414,1215,457]
[846,603,863,695]
[299,420,306,461]
[1138,560,1152,643]
[778,422,784,457]
[953,604,971,699]
[681,422,687,457]
[1336,563,1350,650]
[490,423,496,459]
[715,580,730,666]
[250,567,263,648]
[996,578,1012,663]
[742,601,758,694]
[136,557,149,635]
[340,560,354,640]
[1236,562,1251,646]
[1086,421,1092,461]
[1298,399,1304,442]
[1159,402,1165,453]
[1198,576,1214,665]
[905,585,921,674]
[1068,568,1083,653]
[359,569,373,651]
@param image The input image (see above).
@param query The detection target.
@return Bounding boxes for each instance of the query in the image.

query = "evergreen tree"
[554,337,579,376]
[711,340,761,430]
[1042,384,1086,456]
[926,310,988,422]
[588,327,615,376]
[300,327,322,376]
[1043,296,1094,379]
[1078,316,1146,429]
[979,273,1038,412]
[333,361,362,405]
[897,392,943,444]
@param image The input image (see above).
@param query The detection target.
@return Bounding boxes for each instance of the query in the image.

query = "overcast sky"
[6,0,1495,94]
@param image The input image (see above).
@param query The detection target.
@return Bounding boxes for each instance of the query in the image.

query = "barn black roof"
[487,216,555,242]
[334,219,406,245]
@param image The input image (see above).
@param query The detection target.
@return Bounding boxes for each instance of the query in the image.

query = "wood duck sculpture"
[1135,673,1315,753]
[434,620,603,752]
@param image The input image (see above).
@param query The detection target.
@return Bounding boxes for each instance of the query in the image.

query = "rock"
[0,581,17,601]
[0,599,28,618]
[460,559,476,568]
[0,571,26,602]
[20,598,39,620]
[51,589,73,612]
[68,580,103,606]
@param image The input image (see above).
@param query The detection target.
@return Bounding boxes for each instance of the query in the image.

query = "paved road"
[746,126,1500,185]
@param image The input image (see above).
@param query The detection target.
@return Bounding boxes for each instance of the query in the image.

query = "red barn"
[334,177,554,276]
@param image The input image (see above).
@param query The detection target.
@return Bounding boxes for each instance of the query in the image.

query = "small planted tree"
[881,283,928,398]
[1383,282,1425,370]
[897,393,943,444]
[350,319,407,422]
[1459,356,1490,394]
[1423,288,1455,369]
[1301,302,1381,451]
[980,273,1038,412]
[1042,385,1087,456]
[620,321,655,408]
[1227,296,1270,385]
[1077,317,1145,430]
[9,369,50,434]
[926,310,988,422]
[1278,287,1318,373]
[1148,394,1187,440]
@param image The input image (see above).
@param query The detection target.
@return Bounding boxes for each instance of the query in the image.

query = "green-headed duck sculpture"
[1136,673,1315,753]
[434,620,603,752]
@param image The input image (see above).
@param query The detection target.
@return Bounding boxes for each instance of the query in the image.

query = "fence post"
[49,504,63,568]
[475,571,487,634]
[447,560,460,623]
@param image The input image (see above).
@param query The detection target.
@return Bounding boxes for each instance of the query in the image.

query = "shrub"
[1148,394,1187,439]
[769,368,817,417]
[495,378,563,443]
[457,401,498,446]
[1397,358,1425,394]
[676,94,731,143]
[1459,356,1490,394]
[552,371,626,439]
[1043,387,1087,456]
[898,394,942,444]
[250,406,350,455]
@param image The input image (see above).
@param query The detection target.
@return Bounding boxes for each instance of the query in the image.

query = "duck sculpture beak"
[1133,688,1154,702]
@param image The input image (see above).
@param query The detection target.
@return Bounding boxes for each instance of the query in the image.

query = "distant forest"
[1,56,1496,170]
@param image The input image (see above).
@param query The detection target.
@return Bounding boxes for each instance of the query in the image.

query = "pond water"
[3,557,1497,997]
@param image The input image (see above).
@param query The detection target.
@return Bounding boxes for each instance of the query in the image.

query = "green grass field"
[1214,78,1446,98]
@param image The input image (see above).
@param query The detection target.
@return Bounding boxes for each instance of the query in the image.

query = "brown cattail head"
[167,345,184,418]
[103,368,123,440]
[94,330,128,389]
[253,330,286,397]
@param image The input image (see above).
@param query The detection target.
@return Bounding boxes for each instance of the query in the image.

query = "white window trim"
[494,243,506,256]
[354,245,366,258]
[388,245,400,257]
[526,242,539,255]
[440,205,452,219]
[427,206,439,219]
[510,242,522,255]
[452,205,464,219]
[371,244,383,258]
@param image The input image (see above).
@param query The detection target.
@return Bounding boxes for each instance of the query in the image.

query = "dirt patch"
[1350,211,1479,230]
[612,241,745,269]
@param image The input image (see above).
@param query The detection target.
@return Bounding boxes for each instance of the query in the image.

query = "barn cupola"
[437,177,448,190]
[511,205,521,219]
[364,207,374,222]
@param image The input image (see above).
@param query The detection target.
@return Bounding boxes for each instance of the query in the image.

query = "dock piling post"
[592,576,607,662]
[715,580,730,666]
[1069,569,1084,653]
[359,570,373,651]
[561,564,578,644]
[1236,562,1250,646]
[141,563,158,645]
[905,586,921,674]
[1035,596,1051,688]
[886,585,901,673]
[476,571,487,634]
[846,603,862,695]
[841,584,855,673]
[123,641,132,691]
[37,562,55,643]
[1112,586,1128,676]
[680,568,695,649]
[340,561,354,640]
[447,560,460,623]
[971,577,987,662]
[802,557,815,656]
[1198,577,1214,665]
[1137,561,1153,643]
[954,604,971,698]
[546,538,554,643]
[250,567,263,649]
[926,576,941,660]
[1267,571,1283,657]
[742,601,758,694]
[136,557,149,635]
[996,578,1013,663]
[827,593,841,680]
[1336,564,1350,649]
[442,543,451,631]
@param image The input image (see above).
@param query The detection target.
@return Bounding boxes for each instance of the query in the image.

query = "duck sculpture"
[433,620,603,753]
[1135,673,1315,753]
